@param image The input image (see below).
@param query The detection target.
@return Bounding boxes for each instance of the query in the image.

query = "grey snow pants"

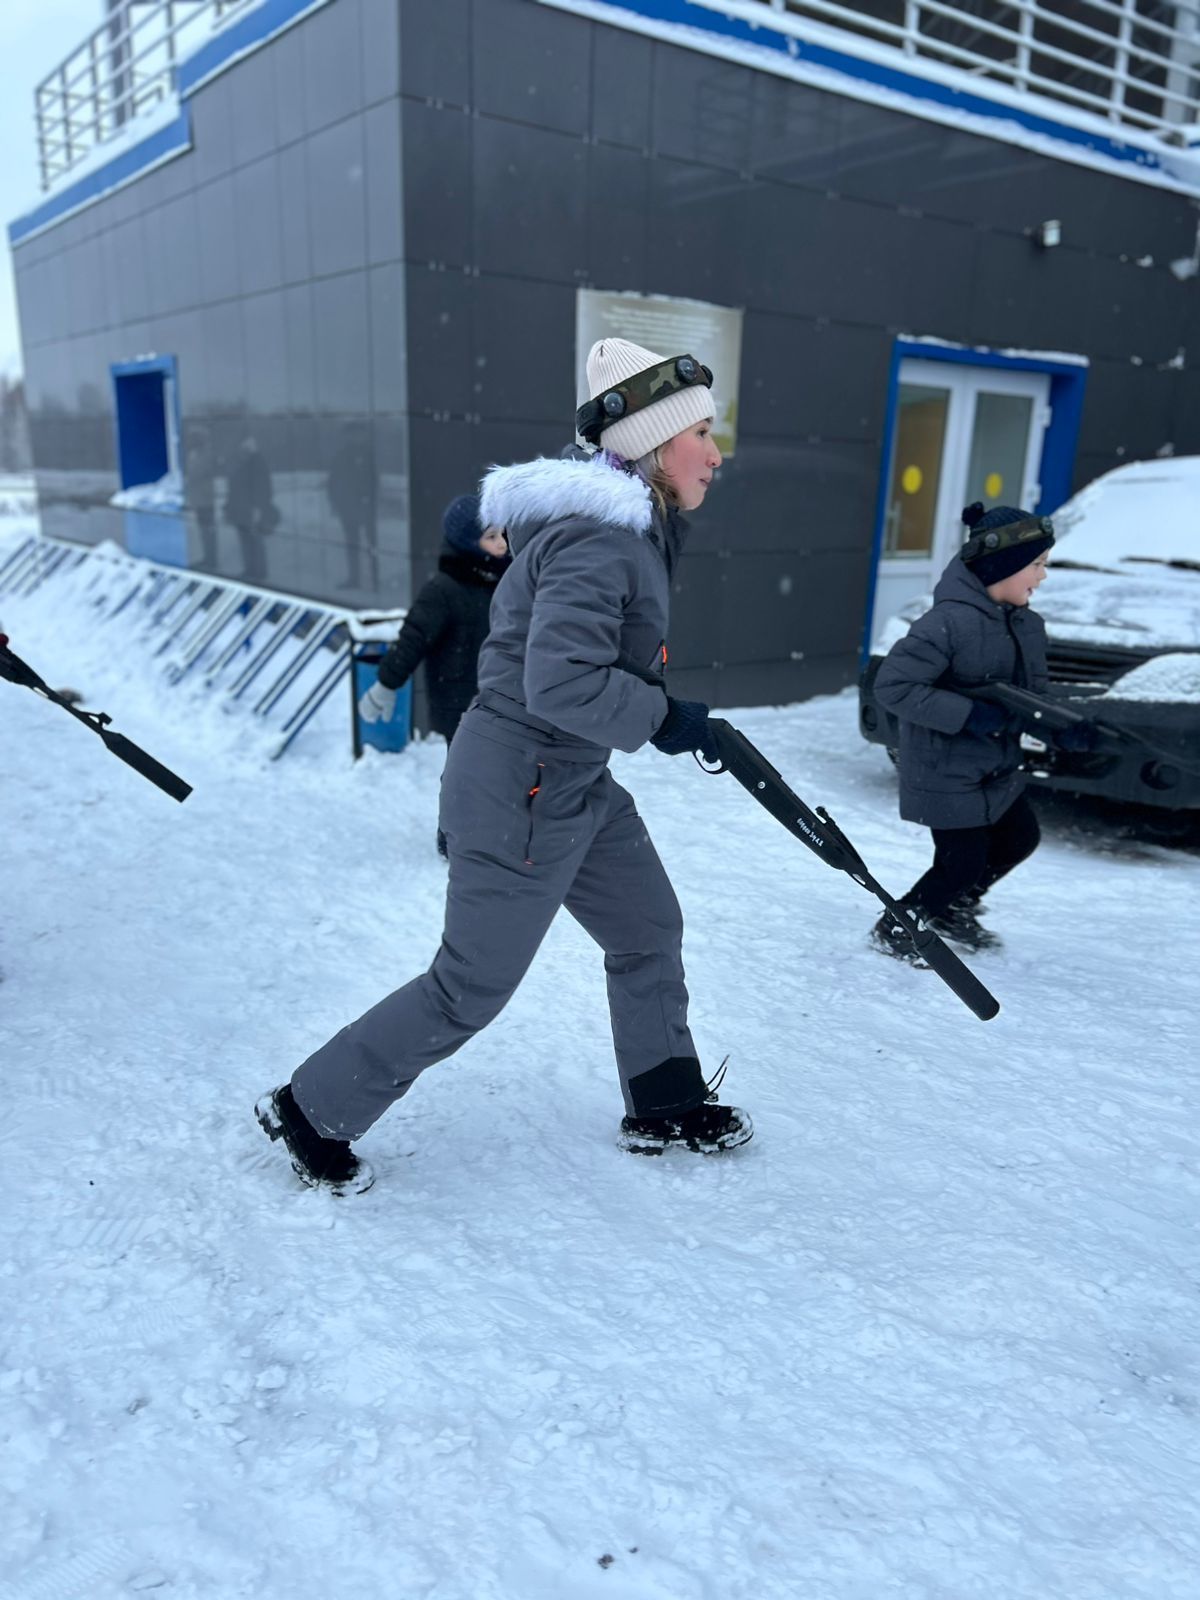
[291,712,697,1140]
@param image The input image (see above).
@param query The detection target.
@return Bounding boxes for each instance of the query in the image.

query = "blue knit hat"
[960,501,1055,586]
[443,493,484,553]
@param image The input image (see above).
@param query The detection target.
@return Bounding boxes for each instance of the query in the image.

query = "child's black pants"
[903,793,1041,918]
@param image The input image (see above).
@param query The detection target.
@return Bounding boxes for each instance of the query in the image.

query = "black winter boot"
[254,1083,375,1194]
[869,908,928,966]
[927,898,1002,952]
[618,1056,753,1155]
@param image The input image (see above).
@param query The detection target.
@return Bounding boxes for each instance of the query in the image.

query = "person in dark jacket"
[327,420,379,592]
[184,424,218,570]
[223,436,275,586]
[255,337,752,1192]
[358,493,510,744]
[872,501,1059,958]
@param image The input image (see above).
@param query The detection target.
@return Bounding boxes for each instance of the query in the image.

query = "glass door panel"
[883,383,949,558]
[870,360,1052,652]
[963,392,1035,512]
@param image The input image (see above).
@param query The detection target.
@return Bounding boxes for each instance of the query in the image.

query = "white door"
[868,360,1050,647]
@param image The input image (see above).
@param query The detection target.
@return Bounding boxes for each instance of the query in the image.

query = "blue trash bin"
[352,643,412,757]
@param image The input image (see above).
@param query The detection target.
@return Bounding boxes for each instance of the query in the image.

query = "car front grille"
[1045,639,1156,688]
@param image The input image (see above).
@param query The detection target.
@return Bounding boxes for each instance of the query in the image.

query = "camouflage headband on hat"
[576,355,713,447]
[961,514,1055,567]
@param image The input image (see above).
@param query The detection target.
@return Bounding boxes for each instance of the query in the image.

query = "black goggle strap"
[576,355,713,445]
[962,514,1055,564]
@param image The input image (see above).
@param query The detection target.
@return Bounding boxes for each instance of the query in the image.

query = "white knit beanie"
[583,337,716,461]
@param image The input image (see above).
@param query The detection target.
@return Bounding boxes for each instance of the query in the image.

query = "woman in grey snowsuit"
[872,501,1057,957]
[256,338,753,1191]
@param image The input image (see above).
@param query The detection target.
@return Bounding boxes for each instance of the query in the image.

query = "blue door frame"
[861,340,1088,661]
[111,354,187,566]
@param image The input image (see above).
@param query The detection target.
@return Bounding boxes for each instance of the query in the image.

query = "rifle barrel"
[100,729,193,803]
[2,639,192,802]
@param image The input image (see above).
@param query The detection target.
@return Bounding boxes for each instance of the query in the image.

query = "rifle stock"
[959,680,1090,733]
[707,720,865,877]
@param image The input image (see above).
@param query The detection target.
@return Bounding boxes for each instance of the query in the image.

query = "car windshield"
[1052,460,1200,568]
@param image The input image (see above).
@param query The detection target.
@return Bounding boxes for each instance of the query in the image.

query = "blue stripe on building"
[561,0,1169,176]
[8,0,335,247]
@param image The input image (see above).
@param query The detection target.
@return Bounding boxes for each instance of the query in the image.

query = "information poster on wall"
[575,289,743,458]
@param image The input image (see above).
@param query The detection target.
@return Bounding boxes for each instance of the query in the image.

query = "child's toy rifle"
[1,635,192,803]
[959,680,1200,782]
[619,653,999,1021]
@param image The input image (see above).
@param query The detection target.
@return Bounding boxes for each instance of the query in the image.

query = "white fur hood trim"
[480,454,653,542]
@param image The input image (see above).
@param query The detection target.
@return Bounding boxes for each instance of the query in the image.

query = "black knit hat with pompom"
[960,500,1055,586]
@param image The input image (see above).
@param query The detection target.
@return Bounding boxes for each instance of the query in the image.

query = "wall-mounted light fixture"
[1034,219,1062,249]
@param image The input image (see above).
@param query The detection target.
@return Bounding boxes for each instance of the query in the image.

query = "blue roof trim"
[177,0,334,97]
[891,341,1087,376]
[8,106,192,247]
[591,0,1168,175]
[111,355,180,379]
[8,0,335,246]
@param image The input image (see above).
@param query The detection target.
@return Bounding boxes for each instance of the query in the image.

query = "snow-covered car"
[859,456,1200,814]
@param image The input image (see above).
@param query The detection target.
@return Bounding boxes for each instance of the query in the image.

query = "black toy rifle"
[618,653,999,1021]
[701,719,999,1020]
[0,635,192,803]
[958,680,1200,782]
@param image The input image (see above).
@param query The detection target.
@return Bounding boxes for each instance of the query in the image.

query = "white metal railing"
[709,0,1200,138]
[34,0,1200,192]
[34,0,258,189]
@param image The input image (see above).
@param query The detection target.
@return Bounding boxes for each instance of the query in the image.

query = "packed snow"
[111,472,185,514]
[1107,651,1200,705]
[2,515,1199,1600]
[1052,457,1200,569]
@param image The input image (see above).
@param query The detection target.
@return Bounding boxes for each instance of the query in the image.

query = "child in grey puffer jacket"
[872,501,1055,958]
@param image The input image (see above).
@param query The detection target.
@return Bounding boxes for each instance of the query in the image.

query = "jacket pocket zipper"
[524,763,545,865]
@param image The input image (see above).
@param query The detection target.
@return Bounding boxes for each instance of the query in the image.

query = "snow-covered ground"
[2,519,1199,1600]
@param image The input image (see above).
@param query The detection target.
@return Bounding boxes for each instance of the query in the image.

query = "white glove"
[358,680,397,724]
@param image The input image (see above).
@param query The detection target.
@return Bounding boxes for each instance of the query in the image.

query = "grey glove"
[358,680,397,724]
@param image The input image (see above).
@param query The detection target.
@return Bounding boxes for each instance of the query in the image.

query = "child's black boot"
[869,908,929,965]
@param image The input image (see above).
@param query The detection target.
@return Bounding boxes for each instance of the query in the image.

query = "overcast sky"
[0,0,109,376]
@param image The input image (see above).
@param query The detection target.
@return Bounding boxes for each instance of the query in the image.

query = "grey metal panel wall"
[397,0,1199,706]
[12,0,1200,709]
[14,0,410,610]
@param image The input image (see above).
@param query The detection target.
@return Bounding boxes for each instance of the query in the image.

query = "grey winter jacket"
[473,452,677,758]
[874,555,1049,829]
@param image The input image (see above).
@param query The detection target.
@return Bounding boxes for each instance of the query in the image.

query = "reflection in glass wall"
[326,420,379,592]
[170,412,412,606]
